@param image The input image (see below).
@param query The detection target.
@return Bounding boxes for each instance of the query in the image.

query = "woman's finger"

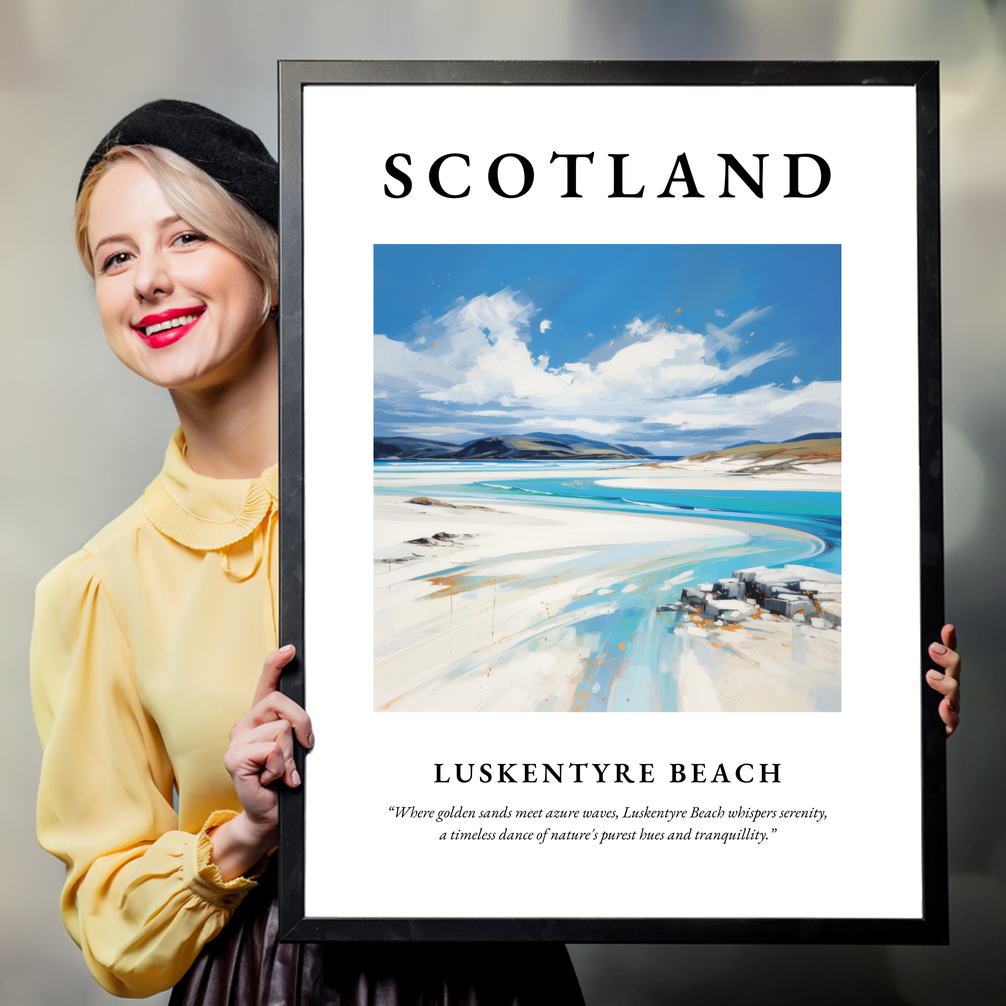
[939,698,961,737]
[242,690,314,749]
[255,741,287,787]
[927,623,961,738]
[926,668,960,737]
[233,718,301,788]
[224,738,287,787]
[941,623,958,653]
[929,640,960,682]
[929,619,961,724]
[252,644,296,707]
[925,669,959,703]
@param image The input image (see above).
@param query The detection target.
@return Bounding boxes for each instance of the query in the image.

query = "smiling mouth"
[135,307,206,338]
[142,313,199,337]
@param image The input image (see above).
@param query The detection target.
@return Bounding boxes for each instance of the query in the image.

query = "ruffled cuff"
[182,810,269,910]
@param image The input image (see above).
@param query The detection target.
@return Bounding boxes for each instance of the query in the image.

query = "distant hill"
[375,432,653,460]
[783,431,840,443]
[374,436,462,460]
[686,435,841,470]
[722,432,841,451]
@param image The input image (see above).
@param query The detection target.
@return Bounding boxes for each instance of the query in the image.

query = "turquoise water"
[375,461,841,711]
[375,460,840,568]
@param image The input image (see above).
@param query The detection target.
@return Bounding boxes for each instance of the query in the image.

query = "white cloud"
[375,288,837,450]
[518,415,624,438]
[539,319,552,333]
[643,381,840,442]
[703,307,772,356]
[387,292,790,412]
[793,375,802,384]
[390,425,475,439]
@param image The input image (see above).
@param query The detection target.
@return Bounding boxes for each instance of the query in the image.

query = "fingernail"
[307,732,315,748]
[292,768,301,787]
[931,643,947,654]
[280,644,295,654]
[927,670,944,680]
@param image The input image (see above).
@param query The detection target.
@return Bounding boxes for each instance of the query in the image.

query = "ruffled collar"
[143,428,278,551]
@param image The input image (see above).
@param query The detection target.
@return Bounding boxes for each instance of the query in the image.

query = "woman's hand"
[926,624,961,738]
[209,645,314,881]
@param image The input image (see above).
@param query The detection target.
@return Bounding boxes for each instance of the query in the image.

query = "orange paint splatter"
[618,642,626,651]
[425,573,516,599]
[676,307,682,313]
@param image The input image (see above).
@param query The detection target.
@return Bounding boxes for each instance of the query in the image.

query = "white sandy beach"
[596,456,842,492]
[374,462,840,712]
[670,608,841,712]
[376,459,841,494]
[375,494,747,710]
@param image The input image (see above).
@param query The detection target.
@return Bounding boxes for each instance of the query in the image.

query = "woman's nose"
[133,249,173,302]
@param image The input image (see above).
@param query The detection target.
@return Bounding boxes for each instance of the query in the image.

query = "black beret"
[78,99,278,228]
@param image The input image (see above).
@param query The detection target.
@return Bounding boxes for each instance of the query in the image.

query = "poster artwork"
[288,63,942,941]
[374,243,841,713]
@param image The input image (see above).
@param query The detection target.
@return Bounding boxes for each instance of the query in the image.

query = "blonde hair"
[75,145,278,323]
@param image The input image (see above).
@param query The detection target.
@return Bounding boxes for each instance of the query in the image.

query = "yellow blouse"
[31,428,279,998]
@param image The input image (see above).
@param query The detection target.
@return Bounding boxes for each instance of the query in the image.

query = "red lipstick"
[132,306,205,349]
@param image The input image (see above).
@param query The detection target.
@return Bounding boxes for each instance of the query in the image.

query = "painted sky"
[374,244,840,454]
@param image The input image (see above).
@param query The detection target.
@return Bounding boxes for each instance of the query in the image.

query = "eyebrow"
[91,215,185,258]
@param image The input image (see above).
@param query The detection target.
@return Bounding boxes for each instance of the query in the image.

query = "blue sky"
[374,245,840,454]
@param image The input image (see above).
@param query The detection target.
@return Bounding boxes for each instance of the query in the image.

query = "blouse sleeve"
[31,549,262,998]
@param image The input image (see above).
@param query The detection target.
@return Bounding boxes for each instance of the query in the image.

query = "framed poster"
[277,61,946,943]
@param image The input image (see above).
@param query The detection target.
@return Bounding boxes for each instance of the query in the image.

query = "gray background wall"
[1,2,1003,1003]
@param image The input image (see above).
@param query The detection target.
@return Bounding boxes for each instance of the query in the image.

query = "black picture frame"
[277,60,945,944]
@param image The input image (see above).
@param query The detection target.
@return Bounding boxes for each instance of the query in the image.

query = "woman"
[33,99,962,1003]
[31,100,585,1003]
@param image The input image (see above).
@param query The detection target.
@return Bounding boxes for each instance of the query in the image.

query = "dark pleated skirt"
[169,869,585,1006]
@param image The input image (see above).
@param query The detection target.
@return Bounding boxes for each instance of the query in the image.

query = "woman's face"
[87,158,270,393]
